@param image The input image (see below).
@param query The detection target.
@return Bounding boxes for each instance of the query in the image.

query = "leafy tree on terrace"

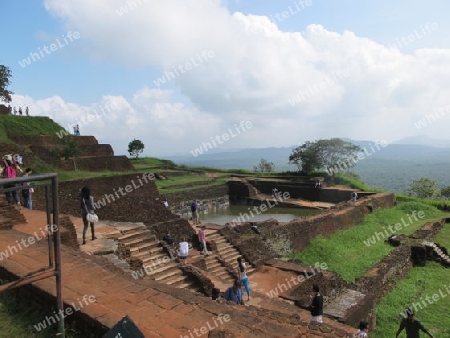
[440,186,450,198]
[128,139,145,159]
[288,141,321,174]
[60,135,81,160]
[289,138,362,179]
[408,177,438,198]
[0,65,13,103]
[253,158,275,173]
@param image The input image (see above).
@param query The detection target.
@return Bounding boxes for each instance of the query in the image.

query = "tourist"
[196,200,201,224]
[223,280,245,305]
[315,180,321,188]
[354,320,369,337]
[80,186,97,245]
[21,168,34,210]
[198,225,209,255]
[212,287,222,301]
[351,191,358,202]
[237,257,250,301]
[25,106,29,116]
[272,187,278,197]
[18,106,23,115]
[1,155,22,205]
[13,107,17,115]
[163,198,169,207]
[14,154,23,165]
[7,105,12,114]
[309,284,323,323]
[395,308,434,338]
[190,200,198,224]
[163,231,174,247]
[178,237,189,261]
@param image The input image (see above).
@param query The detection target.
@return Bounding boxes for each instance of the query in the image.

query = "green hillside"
[0,115,64,142]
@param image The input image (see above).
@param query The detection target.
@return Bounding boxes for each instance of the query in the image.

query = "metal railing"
[0,173,64,337]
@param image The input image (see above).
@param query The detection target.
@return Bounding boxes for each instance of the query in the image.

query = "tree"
[408,177,438,198]
[0,65,13,103]
[253,158,275,173]
[440,186,450,198]
[60,135,81,160]
[289,141,321,173]
[128,139,145,159]
[289,138,362,177]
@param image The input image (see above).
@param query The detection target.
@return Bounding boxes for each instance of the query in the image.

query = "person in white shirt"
[178,238,189,261]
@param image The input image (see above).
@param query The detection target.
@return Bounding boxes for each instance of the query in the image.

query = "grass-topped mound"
[0,115,64,143]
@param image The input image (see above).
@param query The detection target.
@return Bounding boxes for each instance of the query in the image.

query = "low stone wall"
[246,180,376,203]
[53,155,133,171]
[220,221,278,268]
[253,193,395,253]
[165,184,228,206]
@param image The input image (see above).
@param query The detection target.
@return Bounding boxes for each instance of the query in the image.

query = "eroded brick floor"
[1,208,357,337]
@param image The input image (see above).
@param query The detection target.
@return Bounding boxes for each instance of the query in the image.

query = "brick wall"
[243,179,376,203]
[53,156,133,171]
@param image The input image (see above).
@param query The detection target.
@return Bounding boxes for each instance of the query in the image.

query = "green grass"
[157,177,229,194]
[0,115,63,141]
[373,261,450,337]
[292,202,445,282]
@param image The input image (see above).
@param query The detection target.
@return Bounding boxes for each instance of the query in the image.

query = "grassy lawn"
[292,202,445,282]
[373,222,450,337]
[373,260,450,337]
[158,177,229,194]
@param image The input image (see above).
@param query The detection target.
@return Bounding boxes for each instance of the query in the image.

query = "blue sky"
[1,0,450,157]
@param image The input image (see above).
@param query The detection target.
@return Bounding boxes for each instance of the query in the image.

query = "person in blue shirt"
[224,280,245,305]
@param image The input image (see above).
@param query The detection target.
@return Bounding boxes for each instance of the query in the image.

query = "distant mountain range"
[167,136,450,193]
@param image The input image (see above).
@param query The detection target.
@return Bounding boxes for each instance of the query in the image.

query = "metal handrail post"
[52,175,65,338]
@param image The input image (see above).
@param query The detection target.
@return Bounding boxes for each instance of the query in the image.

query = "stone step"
[173,280,196,290]
[124,236,159,248]
[129,241,161,254]
[154,267,184,282]
[218,246,238,256]
[208,265,227,274]
[221,252,241,262]
[119,226,147,236]
[215,270,233,280]
[139,251,168,262]
[206,262,222,270]
[161,273,188,285]
[145,261,179,277]
[118,231,154,243]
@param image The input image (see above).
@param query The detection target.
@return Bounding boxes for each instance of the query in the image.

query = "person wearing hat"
[395,308,434,338]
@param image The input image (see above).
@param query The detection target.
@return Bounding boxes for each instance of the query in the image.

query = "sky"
[2,0,450,157]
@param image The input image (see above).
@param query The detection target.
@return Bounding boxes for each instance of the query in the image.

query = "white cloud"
[33,0,450,154]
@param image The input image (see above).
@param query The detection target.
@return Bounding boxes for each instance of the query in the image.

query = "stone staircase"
[423,241,450,267]
[116,227,198,290]
[207,230,255,276]
[0,201,27,230]
[203,255,234,283]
